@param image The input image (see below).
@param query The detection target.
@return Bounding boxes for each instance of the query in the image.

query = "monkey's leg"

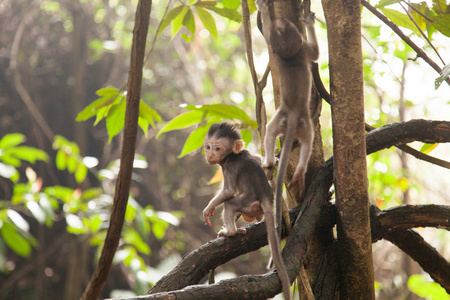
[290,119,314,196]
[218,200,241,237]
[263,111,283,167]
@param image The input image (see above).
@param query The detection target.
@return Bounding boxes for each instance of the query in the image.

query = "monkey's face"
[204,137,231,165]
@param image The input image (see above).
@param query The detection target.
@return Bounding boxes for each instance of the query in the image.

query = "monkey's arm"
[203,186,235,227]
[303,13,319,61]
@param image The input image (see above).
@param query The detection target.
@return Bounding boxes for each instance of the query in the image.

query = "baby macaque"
[202,122,291,300]
[258,0,319,232]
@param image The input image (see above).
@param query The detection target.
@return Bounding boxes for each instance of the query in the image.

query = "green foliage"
[0,133,49,182]
[408,274,450,300]
[76,87,162,142]
[157,103,257,158]
[53,135,91,183]
[159,1,243,42]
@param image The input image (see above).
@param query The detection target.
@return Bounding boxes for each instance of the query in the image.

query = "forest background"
[0,0,449,299]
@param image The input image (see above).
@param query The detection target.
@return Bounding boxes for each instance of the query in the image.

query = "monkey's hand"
[203,206,215,227]
[301,12,316,25]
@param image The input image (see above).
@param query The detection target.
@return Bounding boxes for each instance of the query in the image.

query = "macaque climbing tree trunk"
[322,0,375,298]
[80,0,152,299]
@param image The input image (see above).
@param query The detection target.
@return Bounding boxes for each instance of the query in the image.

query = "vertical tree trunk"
[80,0,152,299]
[322,0,375,298]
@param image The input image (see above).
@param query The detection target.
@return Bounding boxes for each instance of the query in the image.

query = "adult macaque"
[202,122,291,300]
[258,0,319,233]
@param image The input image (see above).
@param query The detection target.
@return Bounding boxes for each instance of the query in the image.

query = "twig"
[313,63,450,170]
[361,0,450,86]
[242,0,267,153]
[396,0,445,65]
[10,8,55,142]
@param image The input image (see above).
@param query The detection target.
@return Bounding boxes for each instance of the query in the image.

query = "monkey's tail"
[275,115,296,238]
[261,200,291,300]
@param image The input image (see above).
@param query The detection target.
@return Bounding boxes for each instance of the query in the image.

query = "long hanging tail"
[274,115,296,239]
[261,199,291,300]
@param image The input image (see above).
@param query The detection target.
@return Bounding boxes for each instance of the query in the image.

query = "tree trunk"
[322,0,375,298]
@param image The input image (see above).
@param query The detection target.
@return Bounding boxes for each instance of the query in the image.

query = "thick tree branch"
[369,206,450,293]
[377,204,450,233]
[361,0,450,86]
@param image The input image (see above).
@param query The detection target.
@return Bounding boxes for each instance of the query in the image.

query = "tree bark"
[80,1,152,299]
[322,0,375,298]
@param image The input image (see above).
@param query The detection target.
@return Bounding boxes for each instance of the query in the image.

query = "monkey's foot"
[289,170,305,198]
[218,228,246,237]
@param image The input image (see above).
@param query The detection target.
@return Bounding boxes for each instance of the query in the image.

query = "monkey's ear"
[232,140,244,154]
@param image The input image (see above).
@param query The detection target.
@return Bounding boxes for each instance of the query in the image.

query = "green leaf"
[375,0,398,8]
[156,110,206,138]
[74,163,88,183]
[222,0,240,10]
[186,104,252,122]
[240,129,252,147]
[408,274,450,300]
[183,8,196,34]
[139,101,162,127]
[55,150,67,170]
[151,218,169,240]
[380,8,420,35]
[5,146,49,163]
[177,117,220,158]
[0,133,25,149]
[196,2,242,23]
[171,6,190,39]
[430,14,450,37]
[123,228,151,255]
[1,221,32,257]
[159,5,186,34]
[44,186,75,203]
[76,90,122,122]
[432,0,449,14]
[106,100,126,143]
[196,7,218,39]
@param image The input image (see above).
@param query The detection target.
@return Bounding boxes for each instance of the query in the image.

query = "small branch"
[314,68,450,170]
[361,0,450,86]
[10,8,55,142]
[242,0,267,152]
[396,0,445,65]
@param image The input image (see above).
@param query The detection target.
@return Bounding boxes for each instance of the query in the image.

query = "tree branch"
[370,206,450,293]
[361,0,450,86]
[81,0,152,299]
[242,0,267,152]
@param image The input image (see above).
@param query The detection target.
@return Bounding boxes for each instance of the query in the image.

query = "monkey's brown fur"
[259,0,319,251]
[202,122,291,300]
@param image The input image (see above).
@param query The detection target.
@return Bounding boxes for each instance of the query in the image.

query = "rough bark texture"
[80,1,152,299]
[322,0,375,298]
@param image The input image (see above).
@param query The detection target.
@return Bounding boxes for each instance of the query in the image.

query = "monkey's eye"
[205,145,211,150]
[214,147,221,151]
